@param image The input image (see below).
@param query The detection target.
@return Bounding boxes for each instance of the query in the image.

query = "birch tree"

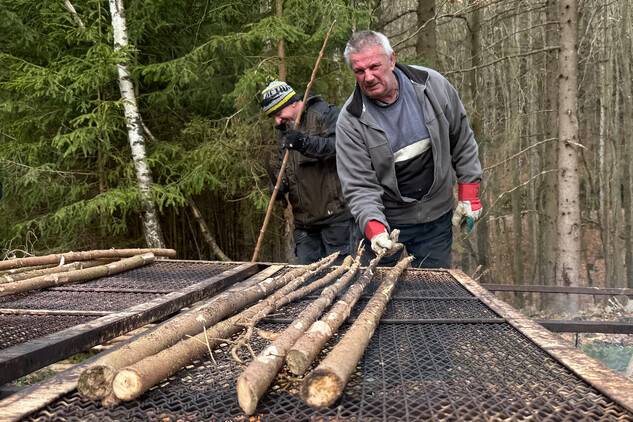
[556,0,581,313]
[108,0,165,249]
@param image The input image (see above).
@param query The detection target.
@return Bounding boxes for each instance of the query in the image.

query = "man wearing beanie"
[260,80,357,265]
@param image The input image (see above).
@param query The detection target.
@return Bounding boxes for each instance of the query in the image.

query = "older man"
[261,80,357,264]
[335,31,483,268]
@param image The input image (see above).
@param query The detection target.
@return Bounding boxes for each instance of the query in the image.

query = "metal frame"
[451,269,633,414]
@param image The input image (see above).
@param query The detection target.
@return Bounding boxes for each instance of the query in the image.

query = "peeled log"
[301,256,413,407]
[237,255,360,415]
[0,253,155,297]
[0,259,114,284]
[112,253,340,401]
[286,254,382,376]
[0,248,176,271]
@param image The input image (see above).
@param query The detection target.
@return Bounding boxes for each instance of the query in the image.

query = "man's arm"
[296,103,339,158]
[335,118,389,235]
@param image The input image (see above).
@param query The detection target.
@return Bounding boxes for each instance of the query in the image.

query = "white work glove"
[370,229,403,256]
[452,183,483,234]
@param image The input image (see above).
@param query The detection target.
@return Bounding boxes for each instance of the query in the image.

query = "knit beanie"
[260,81,298,116]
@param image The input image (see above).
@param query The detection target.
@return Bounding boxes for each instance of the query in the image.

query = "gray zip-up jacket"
[335,63,482,234]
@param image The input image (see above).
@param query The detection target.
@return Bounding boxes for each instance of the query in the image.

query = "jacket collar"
[345,63,430,118]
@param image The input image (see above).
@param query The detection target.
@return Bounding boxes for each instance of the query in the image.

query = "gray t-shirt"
[363,68,434,200]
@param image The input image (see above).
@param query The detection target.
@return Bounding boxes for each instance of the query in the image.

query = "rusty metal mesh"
[0,261,239,351]
[24,268,633,421]
[0,314,97,350]
[51,261,239,293]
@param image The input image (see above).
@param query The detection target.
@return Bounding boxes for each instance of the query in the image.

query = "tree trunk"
[416,0,436,65]
[468,4,490,281]
[276,0,286,82]
[620,1,633,288]
[109,0,165,249]
[556,0,582,314]
[187,196,231,261]
[0,253,154,297]
[237,256,359,415]
[286,254,382,376]
[300,256,413,407]
[111,254,339,401]
[538,0,559,310]
[0,248,176,271]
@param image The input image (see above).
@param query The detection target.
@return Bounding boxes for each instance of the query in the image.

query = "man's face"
[273,102,299,126]
[349,45,398,103]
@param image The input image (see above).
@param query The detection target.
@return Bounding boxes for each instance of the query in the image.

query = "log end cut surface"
[300,369,343,408]
[236,375,258,415]
[286,348,310,376]
[112,368,144,401]
[77,365,117,400]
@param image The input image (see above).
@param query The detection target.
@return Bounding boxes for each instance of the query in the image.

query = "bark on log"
[111,253,340,401]
[300,256,413,407]
[78,263,287,400]
[0,254,155,297]
[0,249,176,271]
[0,260,114,284]
[237,255,361,415]
[287,254,383,376]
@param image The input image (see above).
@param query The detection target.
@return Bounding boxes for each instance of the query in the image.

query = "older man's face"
[349,45,398,104]
[273,101,299,126]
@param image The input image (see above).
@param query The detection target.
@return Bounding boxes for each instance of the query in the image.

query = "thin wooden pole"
[251,20,336,262]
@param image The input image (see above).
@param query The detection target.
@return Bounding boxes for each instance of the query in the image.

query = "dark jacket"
[276,96,351,227]
[336,64,482,233]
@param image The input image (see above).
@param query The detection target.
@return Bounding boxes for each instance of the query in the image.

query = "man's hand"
[452,183,483,234]
[283,129,305,151]
[370,230,403,257]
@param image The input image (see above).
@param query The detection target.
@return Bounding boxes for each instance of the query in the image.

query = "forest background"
[1,0,631,314]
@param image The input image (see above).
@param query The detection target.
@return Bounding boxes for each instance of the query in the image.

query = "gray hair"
[343,30,394,68]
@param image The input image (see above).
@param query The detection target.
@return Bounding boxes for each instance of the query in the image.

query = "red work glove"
[452,183,483,234]
[366,221,403,256]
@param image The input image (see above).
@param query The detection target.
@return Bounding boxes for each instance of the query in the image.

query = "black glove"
[283,129,305,151]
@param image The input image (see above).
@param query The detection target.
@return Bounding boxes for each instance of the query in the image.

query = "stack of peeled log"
[77,253,341,404]
[74,250,413,415]
[0,248,177,297]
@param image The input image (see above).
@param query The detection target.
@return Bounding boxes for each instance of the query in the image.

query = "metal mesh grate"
[0,291,164,312]
[368,269,474,298]
[0,314,97,350]
[26,322,633,421]
[278,297,499,321]
[51,261,239,292]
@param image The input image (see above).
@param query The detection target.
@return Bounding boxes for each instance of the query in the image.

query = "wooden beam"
[0,262,259,386]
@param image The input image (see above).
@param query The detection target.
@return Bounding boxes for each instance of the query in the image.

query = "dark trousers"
[293,218,361,265]
[367,211,453,269]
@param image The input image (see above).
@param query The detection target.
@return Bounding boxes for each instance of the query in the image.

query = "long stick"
[0,248,176,271]
[0,253,155,297]
[251,20,337,262]
[300,256,414,407]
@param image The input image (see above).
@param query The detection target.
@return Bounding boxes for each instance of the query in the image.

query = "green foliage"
[583,341,633,374]
[0,0,372,259]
